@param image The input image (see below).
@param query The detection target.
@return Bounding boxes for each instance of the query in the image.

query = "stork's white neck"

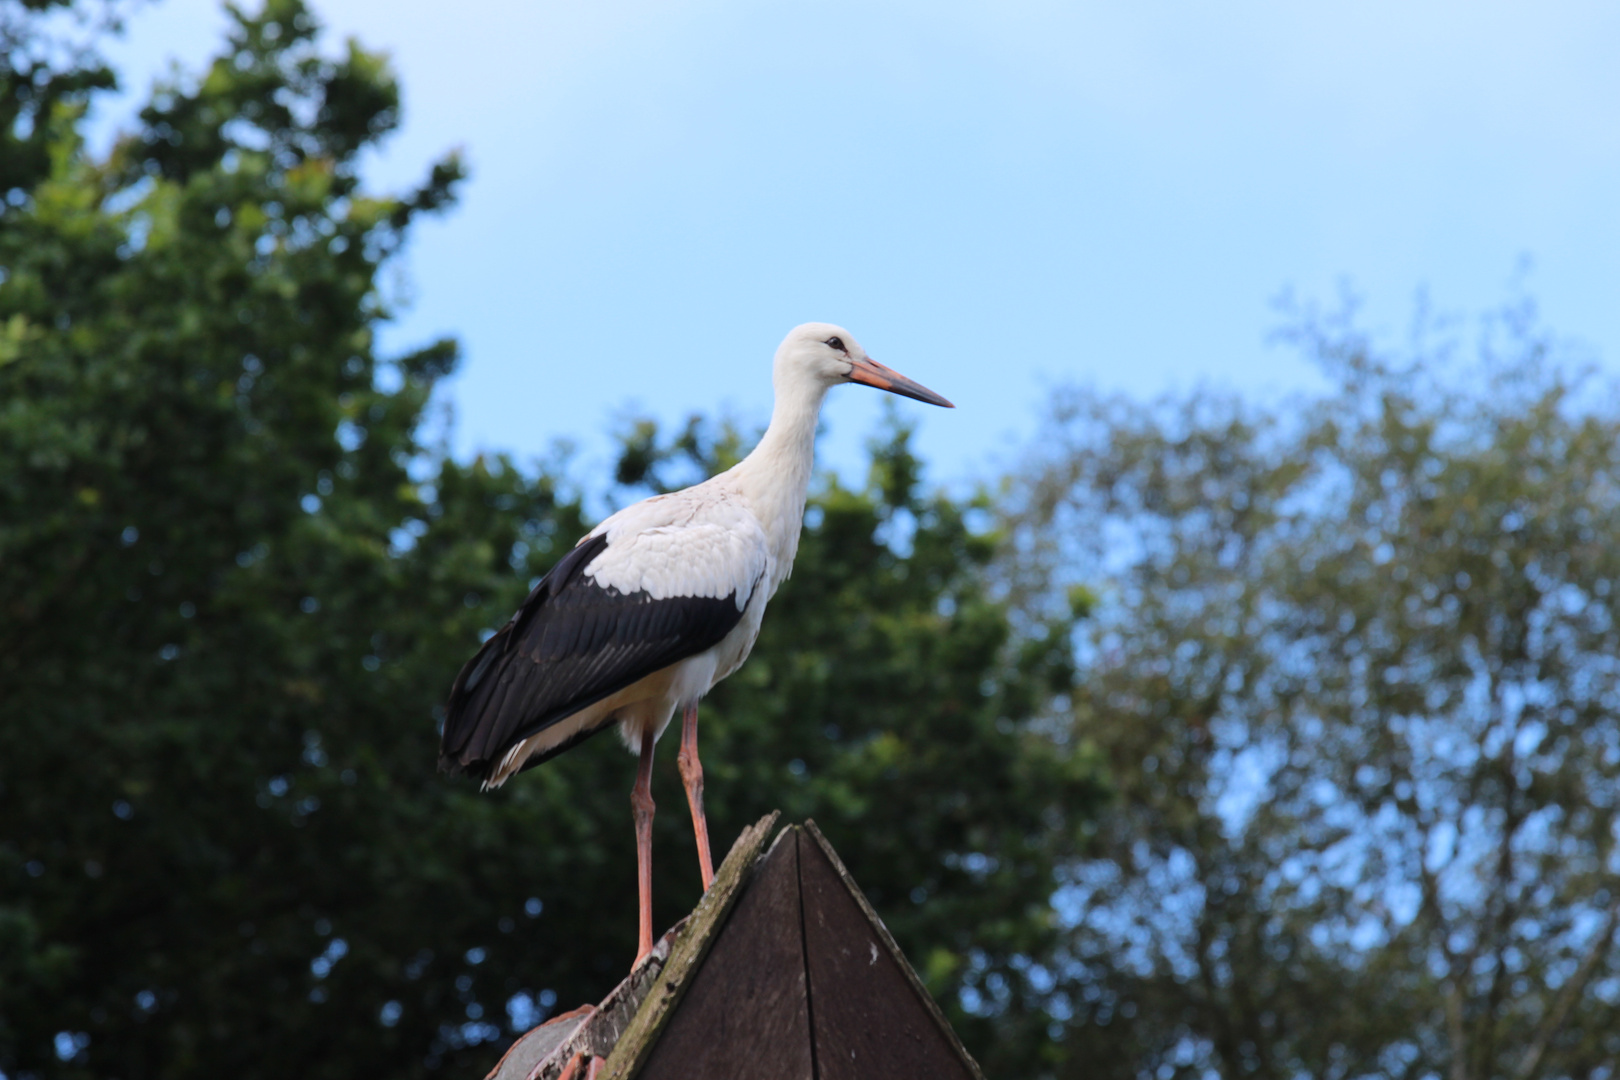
[728,377,828,592]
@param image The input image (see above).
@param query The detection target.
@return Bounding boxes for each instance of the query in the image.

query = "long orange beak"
[847,356,955,408]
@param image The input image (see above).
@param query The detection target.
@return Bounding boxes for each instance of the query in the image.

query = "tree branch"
[1475,738,1528,1079]
[1515,896,1620,1080]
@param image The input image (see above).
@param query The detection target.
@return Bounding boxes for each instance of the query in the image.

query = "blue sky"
[96,0,1620,489]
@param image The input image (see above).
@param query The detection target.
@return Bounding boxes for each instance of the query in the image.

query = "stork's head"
[774,322,954,408]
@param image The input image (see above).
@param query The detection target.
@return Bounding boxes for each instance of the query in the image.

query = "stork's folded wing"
[439,504,769,780]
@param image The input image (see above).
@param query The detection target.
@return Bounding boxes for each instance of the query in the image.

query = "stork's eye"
[825,336,846,352]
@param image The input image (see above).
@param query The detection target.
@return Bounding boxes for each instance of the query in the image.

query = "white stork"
[439,323,953,964]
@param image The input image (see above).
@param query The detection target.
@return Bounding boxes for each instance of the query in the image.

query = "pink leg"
[632,730,657,966]
[677,702,715,891]
[584,1057,604,1080]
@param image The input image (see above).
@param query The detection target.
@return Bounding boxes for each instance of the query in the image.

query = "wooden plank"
[488,922,679,1080]
[597,811,781,1080]
[634,824,812,1080]
[799,821,985,1080]
[561,923,682,1068]
[484,1007,592,1080]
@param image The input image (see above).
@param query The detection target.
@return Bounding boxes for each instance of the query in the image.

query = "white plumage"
[440,321,952,964]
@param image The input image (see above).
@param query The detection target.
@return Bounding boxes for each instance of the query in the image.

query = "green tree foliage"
[1,0,117,197]
[0,3,1099,1076]
[1003,296,1620,1080]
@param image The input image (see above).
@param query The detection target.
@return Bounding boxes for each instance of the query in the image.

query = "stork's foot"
[557,1051,603,1080]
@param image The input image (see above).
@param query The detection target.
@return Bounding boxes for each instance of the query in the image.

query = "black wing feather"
[439,532,753,781]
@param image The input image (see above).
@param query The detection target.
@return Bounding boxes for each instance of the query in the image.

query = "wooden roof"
[486,813,985,1080]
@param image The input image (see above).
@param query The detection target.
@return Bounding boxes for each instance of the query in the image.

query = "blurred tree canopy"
[0,2,1100,1077]
[14,0,1617,1077]
[1,0,116,197]
[1003,297,1620,1080]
